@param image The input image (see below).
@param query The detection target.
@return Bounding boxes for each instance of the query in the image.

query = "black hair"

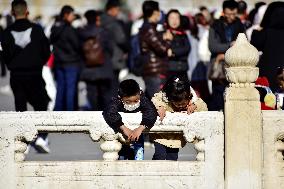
[223,0,238,10]
[12,0,27,16]
[165,9,181,29]
[238,0,247,14]
[60,5,74,19]
[105,0,121,11]
[118,79,140,98]
[180,15,191,31]
[162,76,192,102]
[199,6,208,12]
[142,0,159,20]
[195,12,206,25]
[84,10,98,25]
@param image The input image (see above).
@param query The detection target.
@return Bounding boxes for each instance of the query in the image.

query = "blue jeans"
[152,142,179,160]
[54,66,80,111]
[118,135,144,160]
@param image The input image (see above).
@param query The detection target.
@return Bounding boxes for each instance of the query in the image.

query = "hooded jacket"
[1,19,50,75]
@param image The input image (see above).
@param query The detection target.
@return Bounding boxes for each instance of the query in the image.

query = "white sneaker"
[34,137,50,153]
[0,85,12,96]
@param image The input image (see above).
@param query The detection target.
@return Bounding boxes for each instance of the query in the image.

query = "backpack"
[129,35,147,76]
[83,37,104,67]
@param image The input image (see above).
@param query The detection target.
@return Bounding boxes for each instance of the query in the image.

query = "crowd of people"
[0,0,284,159]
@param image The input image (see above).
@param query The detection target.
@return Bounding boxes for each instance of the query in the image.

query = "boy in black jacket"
[103,79,158,160]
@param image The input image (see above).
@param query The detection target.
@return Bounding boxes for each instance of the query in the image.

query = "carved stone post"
[0,121,37,188]
[224,33,262,189]
[100,134,122,161]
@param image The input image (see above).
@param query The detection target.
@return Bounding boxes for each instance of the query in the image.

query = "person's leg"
[86,82,99,111]
[133,134,144,160]
[28,76,50,111]
[209,81,226,111]
[54,67,66,111]
[166,147,179,161]
[118,145,134,160]
[152,142,167,160]
[0,60,6,77]
[10,76,27,111]
[65,67,80,111]
[144,76,164,98]
[98,80,113,111]
[27,76,50,141]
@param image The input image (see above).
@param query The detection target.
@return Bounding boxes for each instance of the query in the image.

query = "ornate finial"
[225,33,259,67]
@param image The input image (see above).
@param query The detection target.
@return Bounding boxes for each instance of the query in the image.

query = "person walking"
[1,0,51,152]
[208,0,245,111]
[79,10,114,110]
[50,5,82,111]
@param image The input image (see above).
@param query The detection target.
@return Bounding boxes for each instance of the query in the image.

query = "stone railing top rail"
[0,111,222,129]
[0,111,223,143]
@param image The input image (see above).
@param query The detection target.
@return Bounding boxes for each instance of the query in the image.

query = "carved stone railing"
[262,111,284,189]
[0,111,224,189]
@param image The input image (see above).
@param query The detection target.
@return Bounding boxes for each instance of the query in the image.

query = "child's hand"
[187,102,197,114]
[157,106,166,121]
[120,125,133,140]
[129,125,145,141]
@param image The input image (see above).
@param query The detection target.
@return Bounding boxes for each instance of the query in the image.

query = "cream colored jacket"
[151,88,208,148]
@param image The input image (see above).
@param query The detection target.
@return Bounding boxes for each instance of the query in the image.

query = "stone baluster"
[100,134,122,161]
[14,140,28,162]
[194,139,205,161]
[224,33,262,189]
[275,140,284,161]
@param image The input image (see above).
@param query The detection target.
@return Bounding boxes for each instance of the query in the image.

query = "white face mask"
[123,101,141,111]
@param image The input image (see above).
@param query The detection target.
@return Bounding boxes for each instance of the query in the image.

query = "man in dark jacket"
[208,0,245,111]
[139,0,173,98]
[100,0,128,94]
[79,10,114,110]
[50,5,82,111]
[1,0,51,152]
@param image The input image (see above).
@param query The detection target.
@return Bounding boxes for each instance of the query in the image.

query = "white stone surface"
[0,111,224,189]
[224,33,262,189]
[262,111,284,189]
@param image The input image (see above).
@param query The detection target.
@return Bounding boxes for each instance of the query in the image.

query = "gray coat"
[100,13,127,71]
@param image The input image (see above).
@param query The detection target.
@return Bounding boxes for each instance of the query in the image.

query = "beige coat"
[151,90,208,148]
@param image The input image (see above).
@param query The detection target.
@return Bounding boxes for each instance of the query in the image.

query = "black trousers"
[86,80,113,111]
[152,142,179,160]
[10,74,50,139]
[208,80,227,111]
